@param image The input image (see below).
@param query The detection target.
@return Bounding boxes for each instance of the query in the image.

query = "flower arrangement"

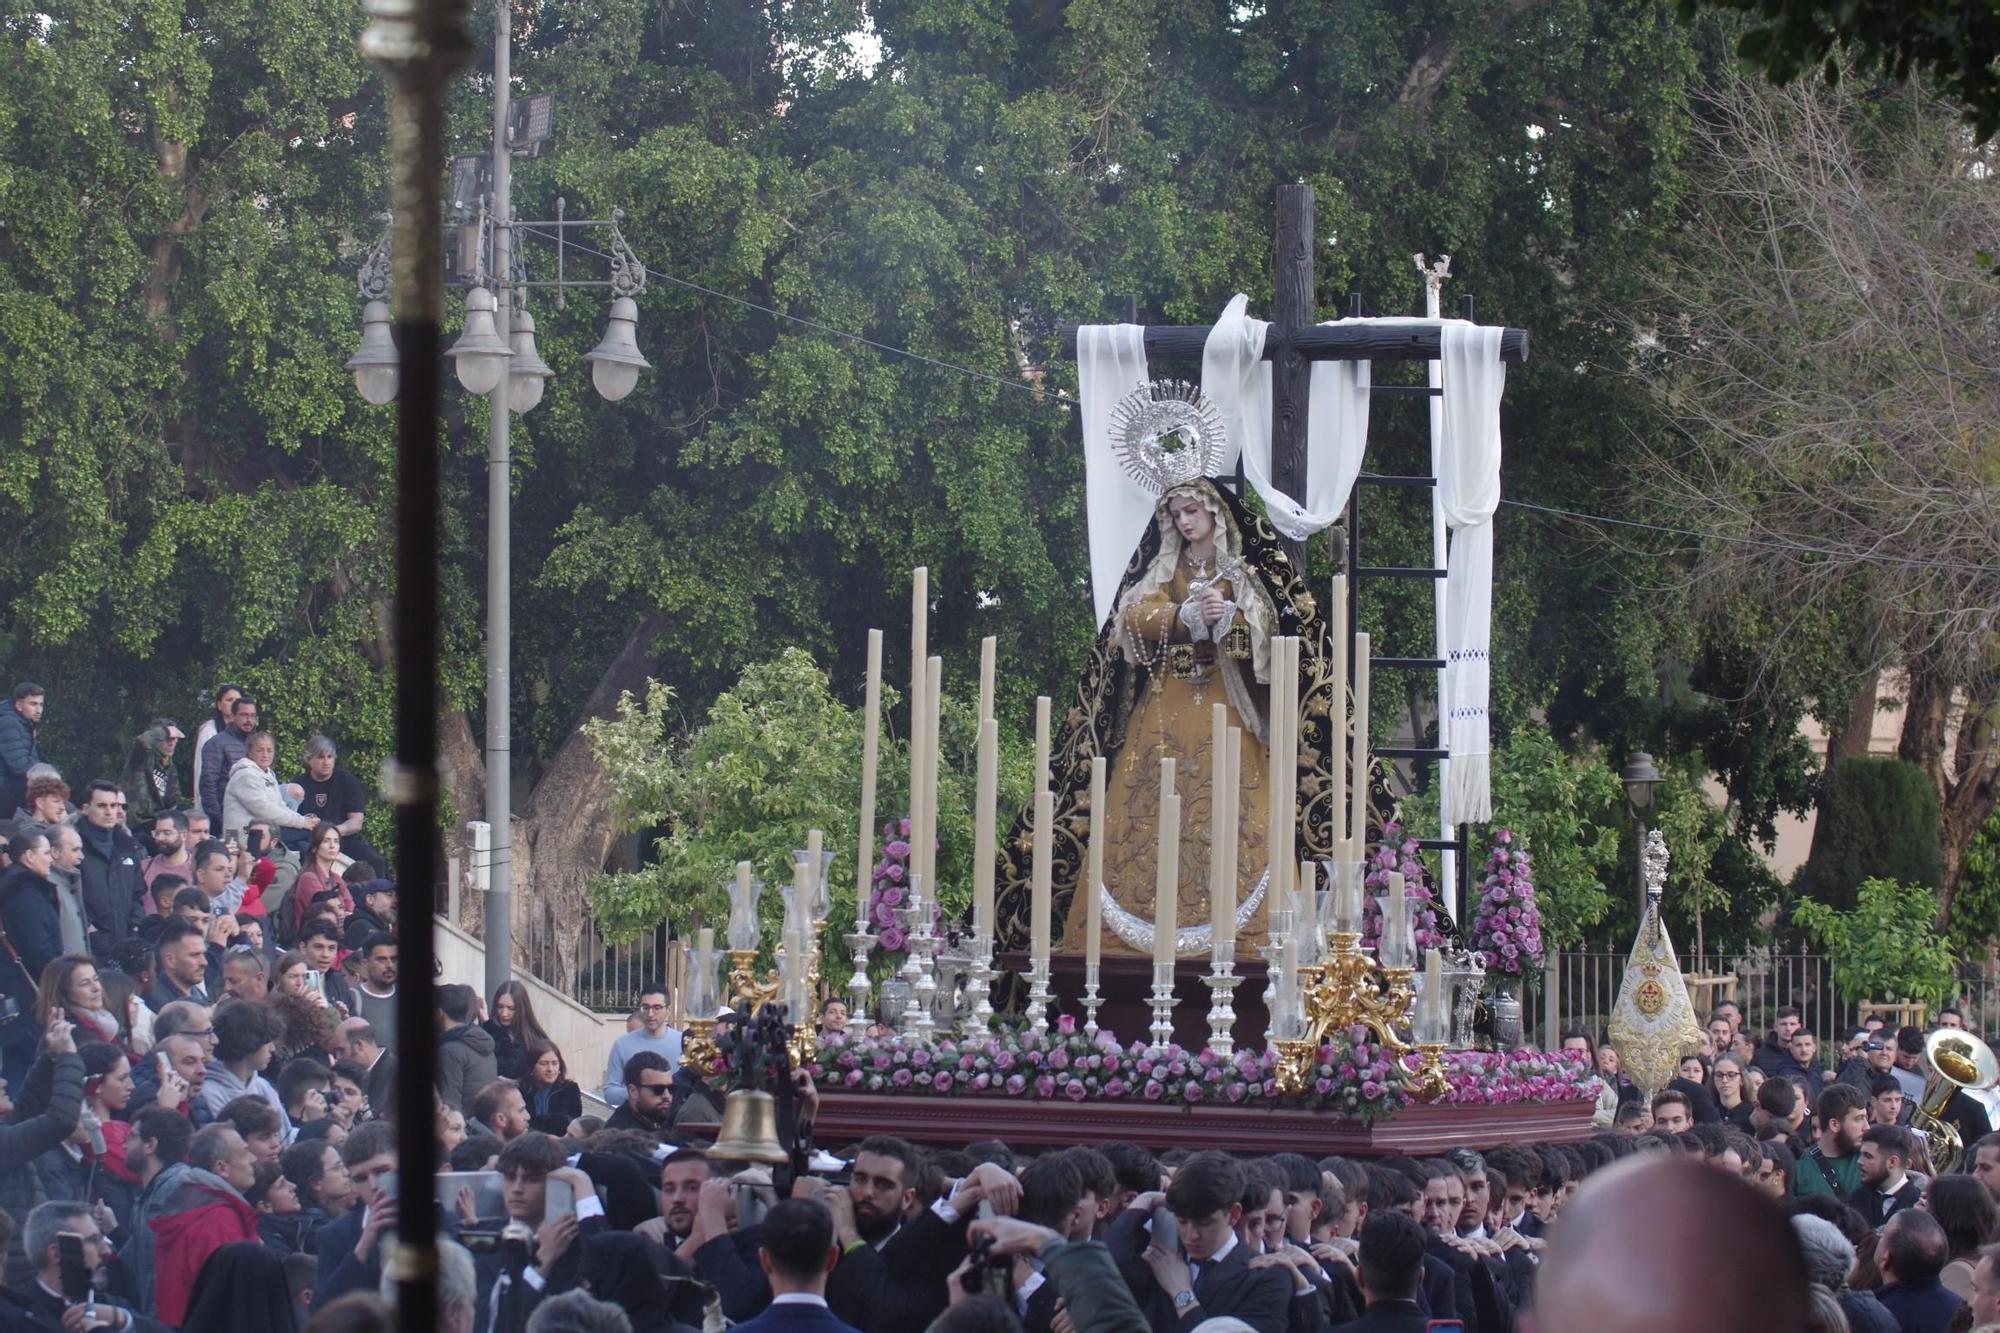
[867,819,914,956]
[807,1015,1597,1120]
[1469,828,1544,977]
[1360,824,1447,954]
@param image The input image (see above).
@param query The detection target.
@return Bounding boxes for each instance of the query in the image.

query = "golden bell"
[707,1089,788,1165]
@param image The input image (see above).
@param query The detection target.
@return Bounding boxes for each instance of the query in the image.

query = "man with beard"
[831,1141,1019,1333]
[652,1148,714,1249]
[1794,1083,1870,1199]
[604,1051,677,1141]
[1850,1125,1924,1223]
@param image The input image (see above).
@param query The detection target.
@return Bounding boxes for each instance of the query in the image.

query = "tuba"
[1912,1028,1999,1174]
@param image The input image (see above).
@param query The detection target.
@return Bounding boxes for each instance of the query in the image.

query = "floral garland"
[808,1015,1598,1122]
[1359,824,1447,954]
[1469,828,1544,977]
[867,819,914,955]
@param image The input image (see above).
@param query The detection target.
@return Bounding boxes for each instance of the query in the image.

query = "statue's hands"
[1200,587,1228,624]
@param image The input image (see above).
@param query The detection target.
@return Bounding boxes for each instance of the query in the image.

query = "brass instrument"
[1913,1028,1999,1174]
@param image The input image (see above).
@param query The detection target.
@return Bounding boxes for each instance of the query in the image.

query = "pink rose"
[1065,1079,1088,1102]
[1035,1075,1056,1098]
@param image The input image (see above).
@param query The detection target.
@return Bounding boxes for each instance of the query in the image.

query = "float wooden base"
[812,1091,1593,1157]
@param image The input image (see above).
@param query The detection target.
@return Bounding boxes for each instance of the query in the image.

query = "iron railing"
[1542,949,2000,1047]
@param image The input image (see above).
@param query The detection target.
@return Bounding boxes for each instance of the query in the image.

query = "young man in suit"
[1850,1124,1924,1224]
[726,1198,861,1333]
[1343,1212,1430,1333]
[1108,1149,1291,1333]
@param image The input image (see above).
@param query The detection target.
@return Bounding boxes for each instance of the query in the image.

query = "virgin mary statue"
[996,476,1339,957]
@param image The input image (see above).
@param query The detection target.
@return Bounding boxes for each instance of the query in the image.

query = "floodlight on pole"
[448,286,511,395]
[346,300,401,406]
[507,306,555,413]
[584,296,649,402]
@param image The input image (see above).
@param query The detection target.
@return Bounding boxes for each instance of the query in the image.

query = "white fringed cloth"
[1438,324,1504,826]
[1076,299,1507,823]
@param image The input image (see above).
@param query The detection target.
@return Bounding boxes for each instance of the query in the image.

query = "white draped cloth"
[1075,299,1505,819]
[1077,324,1156,628]
[1438,324,1504,825]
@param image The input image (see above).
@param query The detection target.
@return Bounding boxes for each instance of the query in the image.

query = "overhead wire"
[512,224,1997,577]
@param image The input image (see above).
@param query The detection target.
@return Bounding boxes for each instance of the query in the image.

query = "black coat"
[1338,1299,1431,1333]
[72,821,145,953]
[525,1079,583,1136]
[0,867,61,1014]
[825,1206,975,1333]
[1107,1210,1291,1333]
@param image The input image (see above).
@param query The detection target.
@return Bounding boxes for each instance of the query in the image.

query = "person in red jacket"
[132,1117,261,1326]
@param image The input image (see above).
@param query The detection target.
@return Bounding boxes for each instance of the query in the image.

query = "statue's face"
[1168,495,1215,547]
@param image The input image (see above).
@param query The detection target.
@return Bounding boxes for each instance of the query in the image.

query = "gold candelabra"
[1275,930,1452,1101]
[681,1016,720,1077]
[728,948,782,1012]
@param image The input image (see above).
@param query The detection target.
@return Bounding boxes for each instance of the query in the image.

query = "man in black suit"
[1849,1124,1924,1224]
[817,1138,1012,1333]
[1364,1166,1458,1324]
[723,1198,861,1333]
[1341,1212,1431,1333]
[1107,1150,1291,1333]
[334,1018,397,1116]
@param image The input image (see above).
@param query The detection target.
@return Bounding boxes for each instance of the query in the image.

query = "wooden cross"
[1061,184,1530,564]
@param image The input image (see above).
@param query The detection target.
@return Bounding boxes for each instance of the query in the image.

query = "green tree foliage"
[1795,878,1961,1007]
[1682,0,2000,141]
[1406,723,1625,950]
[584,648,1030,950]
[3,0,1779,940]
[1796,757,1944,912]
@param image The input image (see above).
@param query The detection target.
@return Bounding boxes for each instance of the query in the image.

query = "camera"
[965,1232,1014,1302]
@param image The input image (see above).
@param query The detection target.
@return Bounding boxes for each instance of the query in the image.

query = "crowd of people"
[3,679,1999,1333]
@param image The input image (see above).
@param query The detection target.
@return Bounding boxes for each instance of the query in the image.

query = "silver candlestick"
[842,929,874,1036]
[1204,944,1242,1057]
[962,934,995,1039]
[1024,956,1053,1037]
[905,904,940,1042]
[1148,962,1177,1051]
[1259,934,1291,1042]
[898,878,927,1036]
[1081,959,1105,1040]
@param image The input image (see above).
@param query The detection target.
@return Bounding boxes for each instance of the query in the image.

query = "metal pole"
[483,0,513,1003]
[356,3,467,1331]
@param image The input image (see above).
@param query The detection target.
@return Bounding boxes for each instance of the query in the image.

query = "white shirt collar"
[771,1294,828,1308]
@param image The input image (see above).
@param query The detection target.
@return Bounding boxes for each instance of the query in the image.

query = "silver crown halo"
[1109,379,1230,493]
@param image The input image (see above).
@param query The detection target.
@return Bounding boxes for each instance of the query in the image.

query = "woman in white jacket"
[222,731,319,838]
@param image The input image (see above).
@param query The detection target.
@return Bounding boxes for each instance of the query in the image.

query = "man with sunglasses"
[606,1050,677,1142]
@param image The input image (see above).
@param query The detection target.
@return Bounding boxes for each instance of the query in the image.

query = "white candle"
[1423,947,1445,1033]
[1350,632,1372,852]
[1329,575,1347,853]
[1030,791,1054,963]
[972,718,998,939]
[1220,728,1242,953]
[910,567,927,866]
[1280,636,1299,916]
[1210,704,1230,953]
[1156,791,1181,970]
[1386,869,1408,967]
[806,827,823,913]
[1299,859,1318,960]
[694,926,715,1015]
[924,655,943,894]
[1267,639,1287,929]
[1034,695,1051,794]
[1085,757,1106,969]
[856,629,882,935]
[1154,757,1178,968]
[978,636,996,724]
